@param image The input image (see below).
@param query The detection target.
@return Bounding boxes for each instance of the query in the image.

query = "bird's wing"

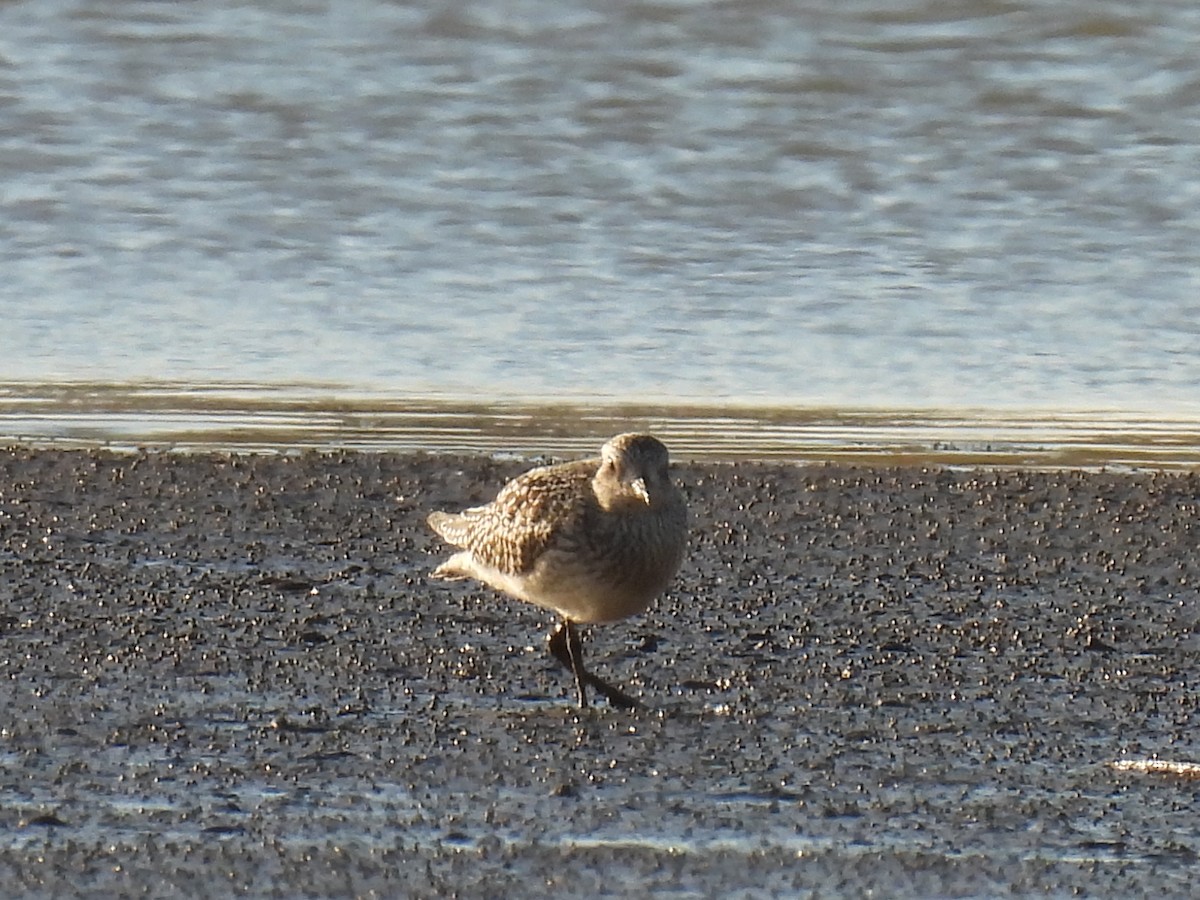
[431,459,596,575]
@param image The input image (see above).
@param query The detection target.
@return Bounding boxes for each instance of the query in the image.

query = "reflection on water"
[3,381,1199,468]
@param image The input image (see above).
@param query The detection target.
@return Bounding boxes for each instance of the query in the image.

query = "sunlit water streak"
[3,382,1199,468]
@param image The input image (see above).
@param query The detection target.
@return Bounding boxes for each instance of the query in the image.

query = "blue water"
[2,0,1199,417]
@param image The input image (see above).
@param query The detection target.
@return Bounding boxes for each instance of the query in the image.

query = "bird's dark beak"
[629,476,651,504]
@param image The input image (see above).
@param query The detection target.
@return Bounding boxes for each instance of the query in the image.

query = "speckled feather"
[427,458,597,576]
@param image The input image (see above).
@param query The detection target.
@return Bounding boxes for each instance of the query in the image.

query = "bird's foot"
[548,620,642,710]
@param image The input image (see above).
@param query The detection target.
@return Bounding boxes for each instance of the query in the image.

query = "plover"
[427,433,688,708]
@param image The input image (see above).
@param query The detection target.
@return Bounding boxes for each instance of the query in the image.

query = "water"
[2,0,1200,444]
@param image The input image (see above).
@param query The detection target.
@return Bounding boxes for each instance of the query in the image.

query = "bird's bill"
[629,476,651,504]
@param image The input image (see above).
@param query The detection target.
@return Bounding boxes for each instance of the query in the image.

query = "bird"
[427,433,688,708]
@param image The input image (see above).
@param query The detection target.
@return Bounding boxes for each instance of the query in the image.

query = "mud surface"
[1,448,1198,897]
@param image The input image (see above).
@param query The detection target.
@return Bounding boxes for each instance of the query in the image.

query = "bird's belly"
[522,556,670,624]
[530,582,657,624]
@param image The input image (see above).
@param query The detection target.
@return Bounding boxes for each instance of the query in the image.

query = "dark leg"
[548,619,588,707]
[547,619,642,710]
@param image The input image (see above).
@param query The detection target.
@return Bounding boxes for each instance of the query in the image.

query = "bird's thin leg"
[547,619,642,711]
[548,619,588,707]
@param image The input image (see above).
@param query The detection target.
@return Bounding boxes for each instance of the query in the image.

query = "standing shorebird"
[427,433,688,708]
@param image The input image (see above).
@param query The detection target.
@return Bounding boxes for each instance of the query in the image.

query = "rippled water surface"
[3,0,1200,418]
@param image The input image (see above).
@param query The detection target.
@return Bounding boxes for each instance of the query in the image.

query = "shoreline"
[1,447,1198,896]
[3,381,1200,467]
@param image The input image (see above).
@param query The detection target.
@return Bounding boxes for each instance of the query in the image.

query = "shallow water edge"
[2,380,1199,468]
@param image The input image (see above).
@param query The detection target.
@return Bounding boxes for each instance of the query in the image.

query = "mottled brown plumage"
[427,433,688,707]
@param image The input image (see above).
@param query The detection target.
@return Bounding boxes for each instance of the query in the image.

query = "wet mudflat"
[0,448,1198,897]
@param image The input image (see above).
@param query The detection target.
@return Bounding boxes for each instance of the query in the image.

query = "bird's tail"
[429,559,469,581]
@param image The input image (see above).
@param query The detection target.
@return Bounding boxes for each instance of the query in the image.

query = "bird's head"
[594,433,672,510]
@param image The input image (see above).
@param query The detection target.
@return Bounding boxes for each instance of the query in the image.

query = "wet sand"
[1,448,1198,897]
